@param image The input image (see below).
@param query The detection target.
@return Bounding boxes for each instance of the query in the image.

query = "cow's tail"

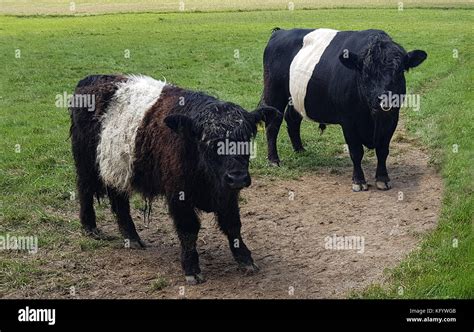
[256,62,270,110]
[256,89,266,109]
[68,123,74,141]
[319,123,327,135]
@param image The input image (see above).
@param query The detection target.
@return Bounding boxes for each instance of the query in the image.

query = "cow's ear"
[339,51,361,71]
[251,105,281,125]
[164,114,196,138]
[404,50,427,70]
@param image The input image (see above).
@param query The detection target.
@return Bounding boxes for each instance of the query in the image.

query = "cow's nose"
[225,171,251,189]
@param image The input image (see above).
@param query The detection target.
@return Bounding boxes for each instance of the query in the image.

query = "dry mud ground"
[4,130,442,299]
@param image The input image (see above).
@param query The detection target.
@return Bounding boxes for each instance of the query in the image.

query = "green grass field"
[0,0,471,15]
[0,5,472,298]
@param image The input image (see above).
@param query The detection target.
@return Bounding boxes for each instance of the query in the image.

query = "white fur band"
[96,75,166,193]
[289,28,339,118]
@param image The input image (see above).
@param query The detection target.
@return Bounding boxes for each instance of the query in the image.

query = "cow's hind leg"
[264,103,284,166]
[108,188,145,249]
[77,184,99,236]
[72,133,102,237]
[168,199,203,285]
[375,144,392,190]
[261,81,288,166]
[285,104,305,152]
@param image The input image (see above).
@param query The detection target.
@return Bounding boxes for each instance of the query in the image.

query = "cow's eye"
[392,72,403,83]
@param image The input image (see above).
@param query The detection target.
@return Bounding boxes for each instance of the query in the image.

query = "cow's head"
[339,33,427,114]
[165,97,278,191]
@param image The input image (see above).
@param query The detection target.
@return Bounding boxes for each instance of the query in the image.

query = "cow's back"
[263,29,311,94]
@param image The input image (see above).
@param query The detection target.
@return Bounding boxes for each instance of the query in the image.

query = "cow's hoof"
[352,183,368,192]
[185,273,205,285]
[294,147,306,153]
[126,238,146,249]
[84,227,110,240]
[376,180,392,190]
[268,156,280,167]
[84,227,100,237]
[239,262,260,275]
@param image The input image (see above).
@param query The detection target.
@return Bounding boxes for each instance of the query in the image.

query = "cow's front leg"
[343,128,368,192]
[216,200,258,275]
[375,144,391,190]
[168,199,203,285]
[349,143,368,191]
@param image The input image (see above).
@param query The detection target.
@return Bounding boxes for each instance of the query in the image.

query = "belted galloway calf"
[70,74,276,283]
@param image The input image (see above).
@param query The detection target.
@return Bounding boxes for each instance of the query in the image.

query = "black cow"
[70,74,276,284]
[260,28,427,191]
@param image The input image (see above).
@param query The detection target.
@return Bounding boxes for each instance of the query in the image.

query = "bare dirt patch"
[3,129,442,299]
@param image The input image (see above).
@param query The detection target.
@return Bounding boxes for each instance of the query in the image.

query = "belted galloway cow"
[261,28,427,191]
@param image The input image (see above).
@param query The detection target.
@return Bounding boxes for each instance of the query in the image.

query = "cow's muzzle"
[225,171,251,189]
